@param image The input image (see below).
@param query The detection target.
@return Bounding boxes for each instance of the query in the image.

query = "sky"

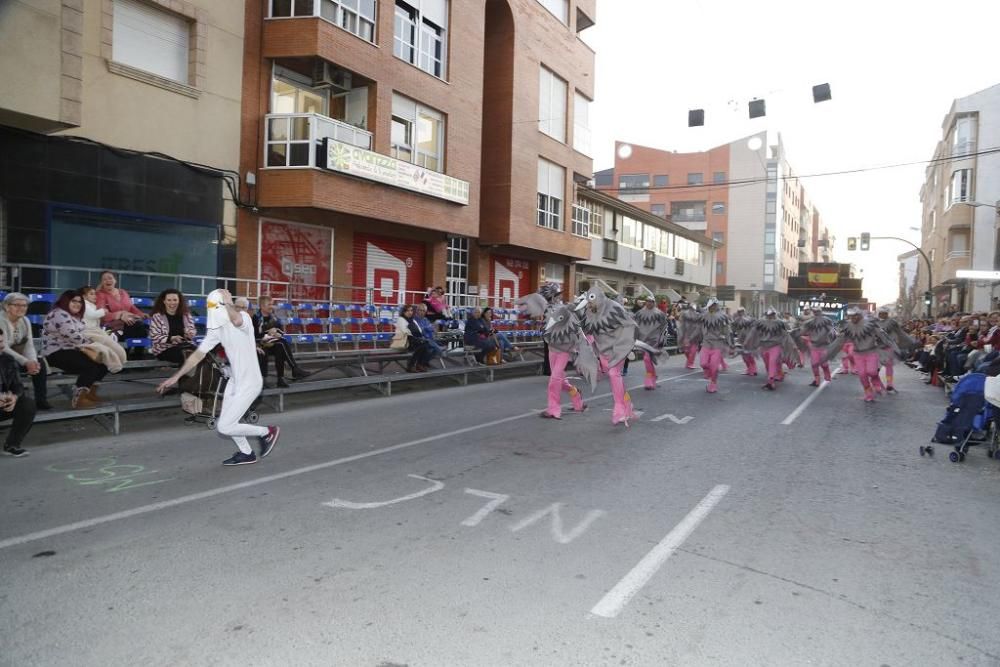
[583,0,1000,306]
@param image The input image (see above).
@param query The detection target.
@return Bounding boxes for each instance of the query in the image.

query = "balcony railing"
[265,113,372,168]
[267,0,376,44]
[945,249,971,261]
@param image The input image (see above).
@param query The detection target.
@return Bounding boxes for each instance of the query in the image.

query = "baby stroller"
[922,373,998,462]
[178,348,260,430]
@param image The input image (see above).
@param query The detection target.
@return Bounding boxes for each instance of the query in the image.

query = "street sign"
[716,285,736,301]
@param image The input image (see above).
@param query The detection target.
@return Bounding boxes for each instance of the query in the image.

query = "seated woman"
[94,270,148,356]
[79,285,127,373]
[252,296,308,388]
[422,286,451,323]
[481,307,519,359]
[463,307,497,364]
[41,290,109,408]
[149,288,196,366]
[0,292,50,410]
[414,303,444,361]
[396,304,434,372]
[0,328,36,457]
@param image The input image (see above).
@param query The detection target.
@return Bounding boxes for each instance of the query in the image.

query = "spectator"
[463,307,496,364]
[0,327,36,457]
[414,303,444,361]
[423,286,451,322]
[481,307,519,360]
[41,290,108,408]
[0,292,50,410]
[396,304,434,372]
[251,296,308,388]
[79,285,127,373]
[149,288,197,366]
[94,270,148,356]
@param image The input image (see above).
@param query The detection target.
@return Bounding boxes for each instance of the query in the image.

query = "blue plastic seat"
[124,337,151,349]
[29,293,57,303]
[188,298,205,308]
[131,297,153,308]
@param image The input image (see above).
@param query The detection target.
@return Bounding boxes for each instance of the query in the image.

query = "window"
[621,216,638,246]
[713,171,726,184]
[643,250,656,269]
[571,197,591,237]
[651,204,666,218]
[273,0,377,42]
[674,257,685,275]
[113,0,191,84]
[643,225,660,252]
[537,0,568,23]
[766,200,777,214]
[602,239,618,261]
[671,201,706,222]
[712,232,724,244]
[391,94,445,172]
[394,0,447,78]
[659,232,673,257]
[589,203,604,237]
[687,173,703,185]
[953,115,977,155]
[712,202,725,215]
[537,158,565,231]
[538,66,567,142]
[446,236,469,306]
[949,169,973,205]
[618,174,649,194]
[716,261,724,276]
[573,92,592,155]
[654,174,669,188]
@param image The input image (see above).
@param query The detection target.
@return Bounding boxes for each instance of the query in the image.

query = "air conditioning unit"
[312,62,352,94]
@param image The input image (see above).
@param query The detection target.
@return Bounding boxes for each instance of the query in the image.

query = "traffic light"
[847,237,857,251]
[924,291,933,306]
[860,232,871,251]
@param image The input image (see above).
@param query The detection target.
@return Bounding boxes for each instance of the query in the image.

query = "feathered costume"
[517,290,589,419]
[874,313,914,391]
[825,316,895,401]
[731,312,759,376]
[699,309,731,393]
[797,312,837,385]
[634,304,669,389]
[741,316,800,390]
[677,308,703,369]
[576,287,639,426]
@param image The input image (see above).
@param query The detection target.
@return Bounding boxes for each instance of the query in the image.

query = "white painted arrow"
[322,474,444,509]
[650,413,694,424]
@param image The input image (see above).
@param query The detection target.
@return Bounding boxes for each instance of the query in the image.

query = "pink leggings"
[810,347,831,381]
[685,344,698,368]
[741,352,758,375]
[700,347,723,384]
[643,352,657,389]
[546,349,585,418]
[854,351,884,395]
[761,346,783,382]
[604,357,636,424]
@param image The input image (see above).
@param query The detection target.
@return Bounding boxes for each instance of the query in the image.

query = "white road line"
[590,484,730,619]
[780,368,842,425]
[650,414,693,424]
[0,367,705,551]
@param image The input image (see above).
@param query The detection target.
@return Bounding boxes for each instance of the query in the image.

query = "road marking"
[590,484,730,619]
[650,413,693,424]
[322,474,444,509]
[509,503,607,544]
[0,367,705,551]
[780,370,842,425]
[461,489,510,527]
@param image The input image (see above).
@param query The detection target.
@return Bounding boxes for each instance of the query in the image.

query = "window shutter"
[421,0,448,27]
[113,0,190,84]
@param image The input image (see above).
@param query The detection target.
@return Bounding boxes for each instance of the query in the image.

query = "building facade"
[573,188,716,303]
[897,248,922,320]
[0,0,245,287]
[595,131,828,314]
[237,0,597,306]
[917,82,1000,313]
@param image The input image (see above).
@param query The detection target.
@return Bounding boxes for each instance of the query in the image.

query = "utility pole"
[848,234,933,317]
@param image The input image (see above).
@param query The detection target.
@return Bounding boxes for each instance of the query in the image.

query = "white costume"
[198,290,267,455]
[82,300,127,373]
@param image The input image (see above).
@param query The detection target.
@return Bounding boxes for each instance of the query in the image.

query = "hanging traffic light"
[924,291,933,306]
[847,237,857,251]
[860,232,871,251]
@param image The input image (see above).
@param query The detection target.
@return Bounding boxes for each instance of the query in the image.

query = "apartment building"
[596,131,829,313]
[237,0,597,305]
[573,188,717,303]
[917,82,1000,313]
[0,0,245,284]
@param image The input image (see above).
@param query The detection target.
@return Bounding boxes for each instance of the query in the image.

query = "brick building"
[237,0,597,306]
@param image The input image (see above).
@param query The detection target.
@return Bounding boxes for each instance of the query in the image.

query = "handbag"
[390,331,408,350]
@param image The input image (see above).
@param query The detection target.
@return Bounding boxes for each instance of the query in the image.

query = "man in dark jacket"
[0,328,37,457]
[249,296,308,388]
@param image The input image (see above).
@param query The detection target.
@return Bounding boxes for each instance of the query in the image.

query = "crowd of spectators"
[901,311,1000,383]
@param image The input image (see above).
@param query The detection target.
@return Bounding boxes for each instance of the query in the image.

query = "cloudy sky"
[583,0,1000,305]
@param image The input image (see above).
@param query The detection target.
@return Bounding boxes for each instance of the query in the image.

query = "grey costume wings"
[576,287,636,370]
[677,309,704,347]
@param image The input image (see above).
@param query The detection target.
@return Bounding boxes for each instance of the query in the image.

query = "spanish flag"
[807,270,839,288]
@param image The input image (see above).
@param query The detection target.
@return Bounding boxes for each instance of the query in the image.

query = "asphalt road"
[1,357,999,666]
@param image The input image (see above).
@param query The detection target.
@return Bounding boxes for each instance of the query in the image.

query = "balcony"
[265,113,372,168]
[945,249,971,262]
[266,0,376,44]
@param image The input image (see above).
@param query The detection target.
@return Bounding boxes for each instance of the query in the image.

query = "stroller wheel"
[207,418,217,430]
[948,451,960,463]
[919,446,927,457]
[246,411,259,424]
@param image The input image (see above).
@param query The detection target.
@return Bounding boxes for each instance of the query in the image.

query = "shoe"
[258,425,280,458]
[809,380,819,387]
[886,385,897,393]
[72,387,98,409]
[276,378,290,388]
[36,400,52,411]
[577,403,588,413]
[3,446,28,458]
[222,451,258,466]
[87,385,101,401]
[539,412,561,419]
[291,367,310,380]
[762,383,775,391]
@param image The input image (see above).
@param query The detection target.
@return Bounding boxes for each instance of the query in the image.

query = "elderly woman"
[0,292,50,410]
[149,288,196,366]
[41,290,109,408]
[396,304,434,372]
[94,270,148,344]
[0,326,36,457]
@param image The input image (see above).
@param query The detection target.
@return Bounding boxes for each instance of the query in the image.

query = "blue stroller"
[922,373,1000,462]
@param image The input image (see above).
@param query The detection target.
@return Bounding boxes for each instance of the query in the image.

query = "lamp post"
[871,236,933,318]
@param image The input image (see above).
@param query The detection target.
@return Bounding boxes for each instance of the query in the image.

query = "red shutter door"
[489,255,533,308]
[352,234,427,306]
